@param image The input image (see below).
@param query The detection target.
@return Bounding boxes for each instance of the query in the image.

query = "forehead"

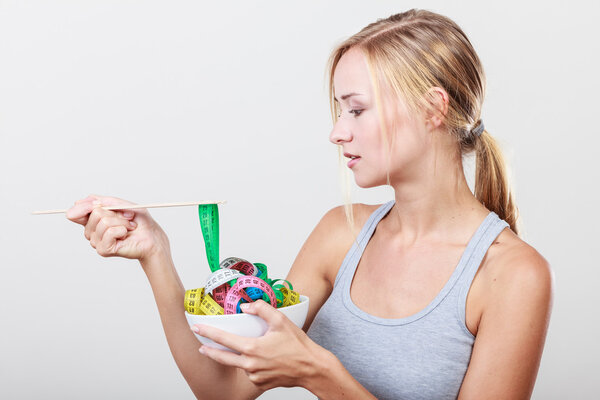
[333,48,373,99]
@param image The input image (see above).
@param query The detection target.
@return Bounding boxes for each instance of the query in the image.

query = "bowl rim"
[185,295,309,318]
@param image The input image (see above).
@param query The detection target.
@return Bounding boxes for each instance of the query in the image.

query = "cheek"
[386,132,429,175]
[359,114,385,150]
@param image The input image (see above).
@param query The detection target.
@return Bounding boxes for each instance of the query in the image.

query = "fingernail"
[191,326,200,333]
[129,221,137,227]
[240,303,250,312]
[123,211,134,218]
[198,346,205,354]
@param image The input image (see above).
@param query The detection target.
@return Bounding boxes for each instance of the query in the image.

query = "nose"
[329,119,353,145]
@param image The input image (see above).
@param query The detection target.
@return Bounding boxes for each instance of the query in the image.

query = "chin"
[353,175,388,189]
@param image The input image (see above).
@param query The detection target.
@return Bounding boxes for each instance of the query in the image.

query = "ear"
[422,87,449,131]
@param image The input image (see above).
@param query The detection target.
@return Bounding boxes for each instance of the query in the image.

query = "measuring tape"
[184,287,205,315]
[185,204,300,315]
[205,269,244,295]
[220,257,259,276]
[224,275,277,314]
[198,204,220,272]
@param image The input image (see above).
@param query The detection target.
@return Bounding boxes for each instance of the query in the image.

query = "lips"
[344,152,361,168]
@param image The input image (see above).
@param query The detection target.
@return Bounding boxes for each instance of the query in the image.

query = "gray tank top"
[307,200,509,400]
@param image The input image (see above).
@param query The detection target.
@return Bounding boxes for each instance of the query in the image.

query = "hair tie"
[472,119,485,137]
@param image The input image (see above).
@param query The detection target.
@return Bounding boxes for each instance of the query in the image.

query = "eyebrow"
[334,92,363,101]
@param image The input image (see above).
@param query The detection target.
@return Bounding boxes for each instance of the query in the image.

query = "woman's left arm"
[458,247,555,399]
[193,300,377,399]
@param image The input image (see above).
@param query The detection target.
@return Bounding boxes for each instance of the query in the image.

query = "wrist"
[305,349,376,400]
[138,243,185,299]
[139,239,172,271]
[303,348,343,397]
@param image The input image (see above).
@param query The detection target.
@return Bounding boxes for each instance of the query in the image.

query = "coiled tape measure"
[184,204,300,315]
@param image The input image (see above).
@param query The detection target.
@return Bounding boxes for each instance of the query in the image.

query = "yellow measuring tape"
[185,204,300,315]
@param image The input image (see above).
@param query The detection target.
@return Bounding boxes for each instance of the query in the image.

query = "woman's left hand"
[191,300,331,391]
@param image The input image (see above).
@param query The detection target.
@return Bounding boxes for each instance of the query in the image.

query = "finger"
[74,195,96,205]
[96,225,129,257]
[241,300,285,327]
[192,324,254,355]
[68,195,137,225]
[90,195,135,207]
[93,197,147,219]
[94,215,137,242]
[66,199,97,225]
[120,210,135,219]
[85,206,115,241]
[199,345,247,369]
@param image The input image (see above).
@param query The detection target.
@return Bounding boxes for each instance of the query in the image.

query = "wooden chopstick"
[32,200,227,215]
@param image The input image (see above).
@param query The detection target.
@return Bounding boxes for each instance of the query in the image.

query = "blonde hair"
[328,9,520,235]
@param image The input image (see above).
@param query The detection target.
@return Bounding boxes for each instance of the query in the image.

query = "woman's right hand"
[66,194,170,262]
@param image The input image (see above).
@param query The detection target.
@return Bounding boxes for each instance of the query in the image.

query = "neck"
[385,160,487,246]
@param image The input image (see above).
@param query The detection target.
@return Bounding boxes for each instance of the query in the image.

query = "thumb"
[91,196,148,220]
[241,300,284,326]
[91,195,135,207]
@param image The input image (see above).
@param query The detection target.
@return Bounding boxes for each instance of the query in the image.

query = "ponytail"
[474,131,520,236]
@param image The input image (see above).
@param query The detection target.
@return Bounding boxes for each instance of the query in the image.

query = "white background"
[1,0,598,398]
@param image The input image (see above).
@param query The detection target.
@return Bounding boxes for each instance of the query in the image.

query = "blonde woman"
[67,9,553,400]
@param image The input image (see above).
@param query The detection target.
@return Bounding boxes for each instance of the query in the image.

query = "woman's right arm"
[66,195,263,400]
[139,247,264,400]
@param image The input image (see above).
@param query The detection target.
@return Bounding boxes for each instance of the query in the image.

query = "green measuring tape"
[198,204,220,272]
[185,204,300,315]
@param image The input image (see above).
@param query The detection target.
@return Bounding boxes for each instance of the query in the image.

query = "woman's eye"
[336,109,364,118]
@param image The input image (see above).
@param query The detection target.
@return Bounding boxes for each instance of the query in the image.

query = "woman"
[67,9,553,400]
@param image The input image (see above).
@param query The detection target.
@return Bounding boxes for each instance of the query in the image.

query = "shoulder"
[479,228,555,317]
[486,229,553,289]
[318,202,380,233]
[311,203,382,282]
[285,202,383,329]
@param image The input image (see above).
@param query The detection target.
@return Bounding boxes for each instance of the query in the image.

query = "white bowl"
[186,295,310,353]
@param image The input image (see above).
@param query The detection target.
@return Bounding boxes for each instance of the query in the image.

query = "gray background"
[1,0,598,398]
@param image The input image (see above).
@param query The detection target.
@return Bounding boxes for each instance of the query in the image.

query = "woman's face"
[329,48,430,188]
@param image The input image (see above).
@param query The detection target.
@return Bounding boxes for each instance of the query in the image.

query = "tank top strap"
[332,200,395,287]
[456,211,510,330]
